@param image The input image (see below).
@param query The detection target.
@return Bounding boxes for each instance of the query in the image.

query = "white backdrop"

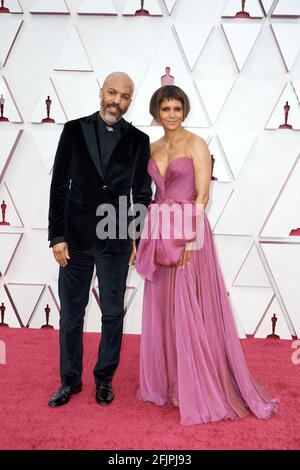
[0,0,299,340]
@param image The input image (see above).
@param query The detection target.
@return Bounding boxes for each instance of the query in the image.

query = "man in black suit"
[48,72,152,407]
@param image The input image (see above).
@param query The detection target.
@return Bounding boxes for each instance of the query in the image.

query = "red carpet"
[0,328,299,450]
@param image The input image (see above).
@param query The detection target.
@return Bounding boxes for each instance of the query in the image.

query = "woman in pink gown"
[135,85,279,426]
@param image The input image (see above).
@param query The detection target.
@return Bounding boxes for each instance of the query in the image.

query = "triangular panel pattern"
[26,287,60,329]
[222,0,264,18]
[265,82,300,130]
[0,232,23,276]
[214,235,254,286]
[218,131,256,179]
[77,0,117,15]
[29,0,69,14]
[0,285,22,327]
[260,242,300,338]
[230,285,274,335]
[233,243,271,287]
[0,18,23,67]
[30,78,67,124]
[292,80,300,105]
[173,21,214,71]
[31,126,63,175]
[31,176,51,230]
[54,25,93,72]
[255,295,293,339]
[195,78,236,125]
[0,129,23,183]
[0,76,23,122]
[221,22,263,71]
[5,283,46,327]
[0,0,23,13]
[260,155,300,237]
[259,0,276,16]
[213,191,252,235]
[207,136,231,182]
[162,0,177,15]
[130,29,209,127]
[122,0,163,16]
[270,23,300,71]
[206,183,233,230]
[51,76,100,120]
[0,182,23,228]
[272,0,300,17]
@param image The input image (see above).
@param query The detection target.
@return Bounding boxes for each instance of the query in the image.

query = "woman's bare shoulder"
[184,129,207,147]
[150,137,164,155]
[184,131,210,163]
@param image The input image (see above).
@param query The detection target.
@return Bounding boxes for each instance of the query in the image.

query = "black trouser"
[58,240,131,387]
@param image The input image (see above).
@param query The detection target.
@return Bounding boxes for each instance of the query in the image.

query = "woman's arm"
[177,136,211,267]
[191,136,212,209]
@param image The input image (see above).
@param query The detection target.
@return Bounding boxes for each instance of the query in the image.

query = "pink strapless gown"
[135,156,279,426]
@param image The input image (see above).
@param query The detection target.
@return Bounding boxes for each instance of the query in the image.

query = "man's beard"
[101,101,122,124]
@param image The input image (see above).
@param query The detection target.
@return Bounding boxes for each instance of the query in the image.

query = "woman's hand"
[128,240,137,266]
[178,241,193,268]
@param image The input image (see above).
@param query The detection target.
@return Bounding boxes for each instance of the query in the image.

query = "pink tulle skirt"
[137,216,279,425]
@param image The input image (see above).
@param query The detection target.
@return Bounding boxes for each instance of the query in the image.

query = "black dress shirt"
[96,113,125,177]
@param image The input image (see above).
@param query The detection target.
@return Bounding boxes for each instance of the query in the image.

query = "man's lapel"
[80,112,104,180]
[80,112,134,181]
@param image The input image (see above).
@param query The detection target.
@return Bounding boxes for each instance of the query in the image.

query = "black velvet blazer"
[48,111,152,252]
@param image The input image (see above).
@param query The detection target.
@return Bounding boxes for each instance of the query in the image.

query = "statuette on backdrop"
[0,95,9,122]
[211,155,218,181]
[279,101,293,129]
[151,67,175,126]
[0,200,10,226]
[235,0,250,18]
[0,0,10,13]
[135,0,150,16]
[42,96,55,123]
[0,303,8,327]
[289,227,300,236]
[267,313,280,339]
[41,304,54,329]
[161,67,175,86]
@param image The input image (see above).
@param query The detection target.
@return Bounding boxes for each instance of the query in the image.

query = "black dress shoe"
[48,383,82,407]
[96,380,114,405]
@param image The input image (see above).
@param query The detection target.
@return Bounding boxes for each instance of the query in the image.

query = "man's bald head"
[102,72,134,96]
[99,72,134,125]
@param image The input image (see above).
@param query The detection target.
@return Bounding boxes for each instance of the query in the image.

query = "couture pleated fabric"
[136,157,279,425]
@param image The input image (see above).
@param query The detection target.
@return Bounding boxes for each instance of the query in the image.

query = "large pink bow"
[136,198,203,282]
